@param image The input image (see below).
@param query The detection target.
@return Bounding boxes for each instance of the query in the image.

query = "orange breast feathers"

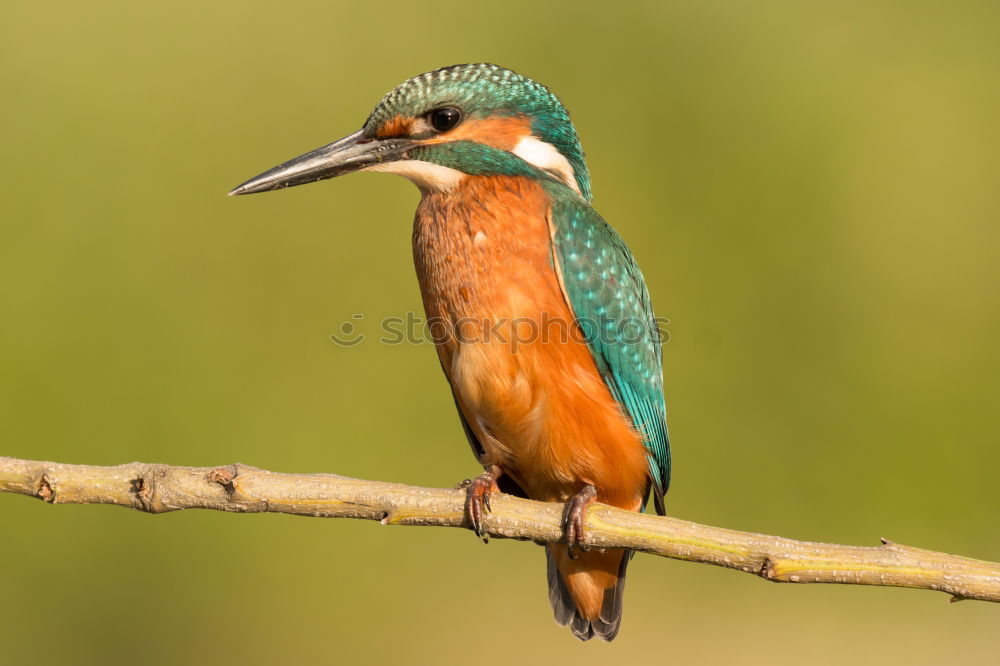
[412,175,649,510]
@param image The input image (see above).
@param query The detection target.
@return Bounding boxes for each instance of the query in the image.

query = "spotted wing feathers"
[547,193,671,511]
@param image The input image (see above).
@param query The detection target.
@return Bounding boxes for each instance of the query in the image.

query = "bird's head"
[230,63,591,200]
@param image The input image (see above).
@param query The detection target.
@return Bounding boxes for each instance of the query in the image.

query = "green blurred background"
[2,1,999,663]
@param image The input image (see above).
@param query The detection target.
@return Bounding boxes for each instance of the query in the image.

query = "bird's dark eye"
[429,107,462,132]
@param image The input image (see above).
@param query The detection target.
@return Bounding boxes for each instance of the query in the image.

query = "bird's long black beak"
[228,130,412,196]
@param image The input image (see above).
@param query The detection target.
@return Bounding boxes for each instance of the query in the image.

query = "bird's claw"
[563,484,598,560]
[463,466,500,543]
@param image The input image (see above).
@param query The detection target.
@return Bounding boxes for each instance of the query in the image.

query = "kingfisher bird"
[230,63,670,641]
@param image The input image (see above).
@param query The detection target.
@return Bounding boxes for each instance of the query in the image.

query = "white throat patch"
[364,160,464,193]
[511,136,581,195]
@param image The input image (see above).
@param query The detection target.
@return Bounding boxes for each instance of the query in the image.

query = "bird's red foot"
[463,464,501,542]
[563,484,598,559]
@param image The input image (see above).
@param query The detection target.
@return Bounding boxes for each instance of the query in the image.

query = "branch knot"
[207,465,238,497]
[130,464,170,513]
[37,474,55,503]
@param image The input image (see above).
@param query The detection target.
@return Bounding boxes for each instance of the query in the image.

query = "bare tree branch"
[2,455,998,603]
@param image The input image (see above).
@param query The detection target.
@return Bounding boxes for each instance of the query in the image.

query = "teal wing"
[546,190,671,513]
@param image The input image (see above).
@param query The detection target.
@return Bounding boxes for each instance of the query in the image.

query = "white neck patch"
[364,160,464,193]
[511,136,581,195]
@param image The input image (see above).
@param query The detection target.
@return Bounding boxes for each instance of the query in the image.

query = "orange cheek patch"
[444,115,532,150]
[375,115,415,138]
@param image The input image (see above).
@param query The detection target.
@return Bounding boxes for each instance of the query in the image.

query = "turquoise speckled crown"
[364,63,592,199]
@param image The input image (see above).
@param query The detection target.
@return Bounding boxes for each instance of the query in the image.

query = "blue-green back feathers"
[544,185,671,513]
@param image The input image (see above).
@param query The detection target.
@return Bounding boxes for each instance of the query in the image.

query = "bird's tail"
[546,544,632,641]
